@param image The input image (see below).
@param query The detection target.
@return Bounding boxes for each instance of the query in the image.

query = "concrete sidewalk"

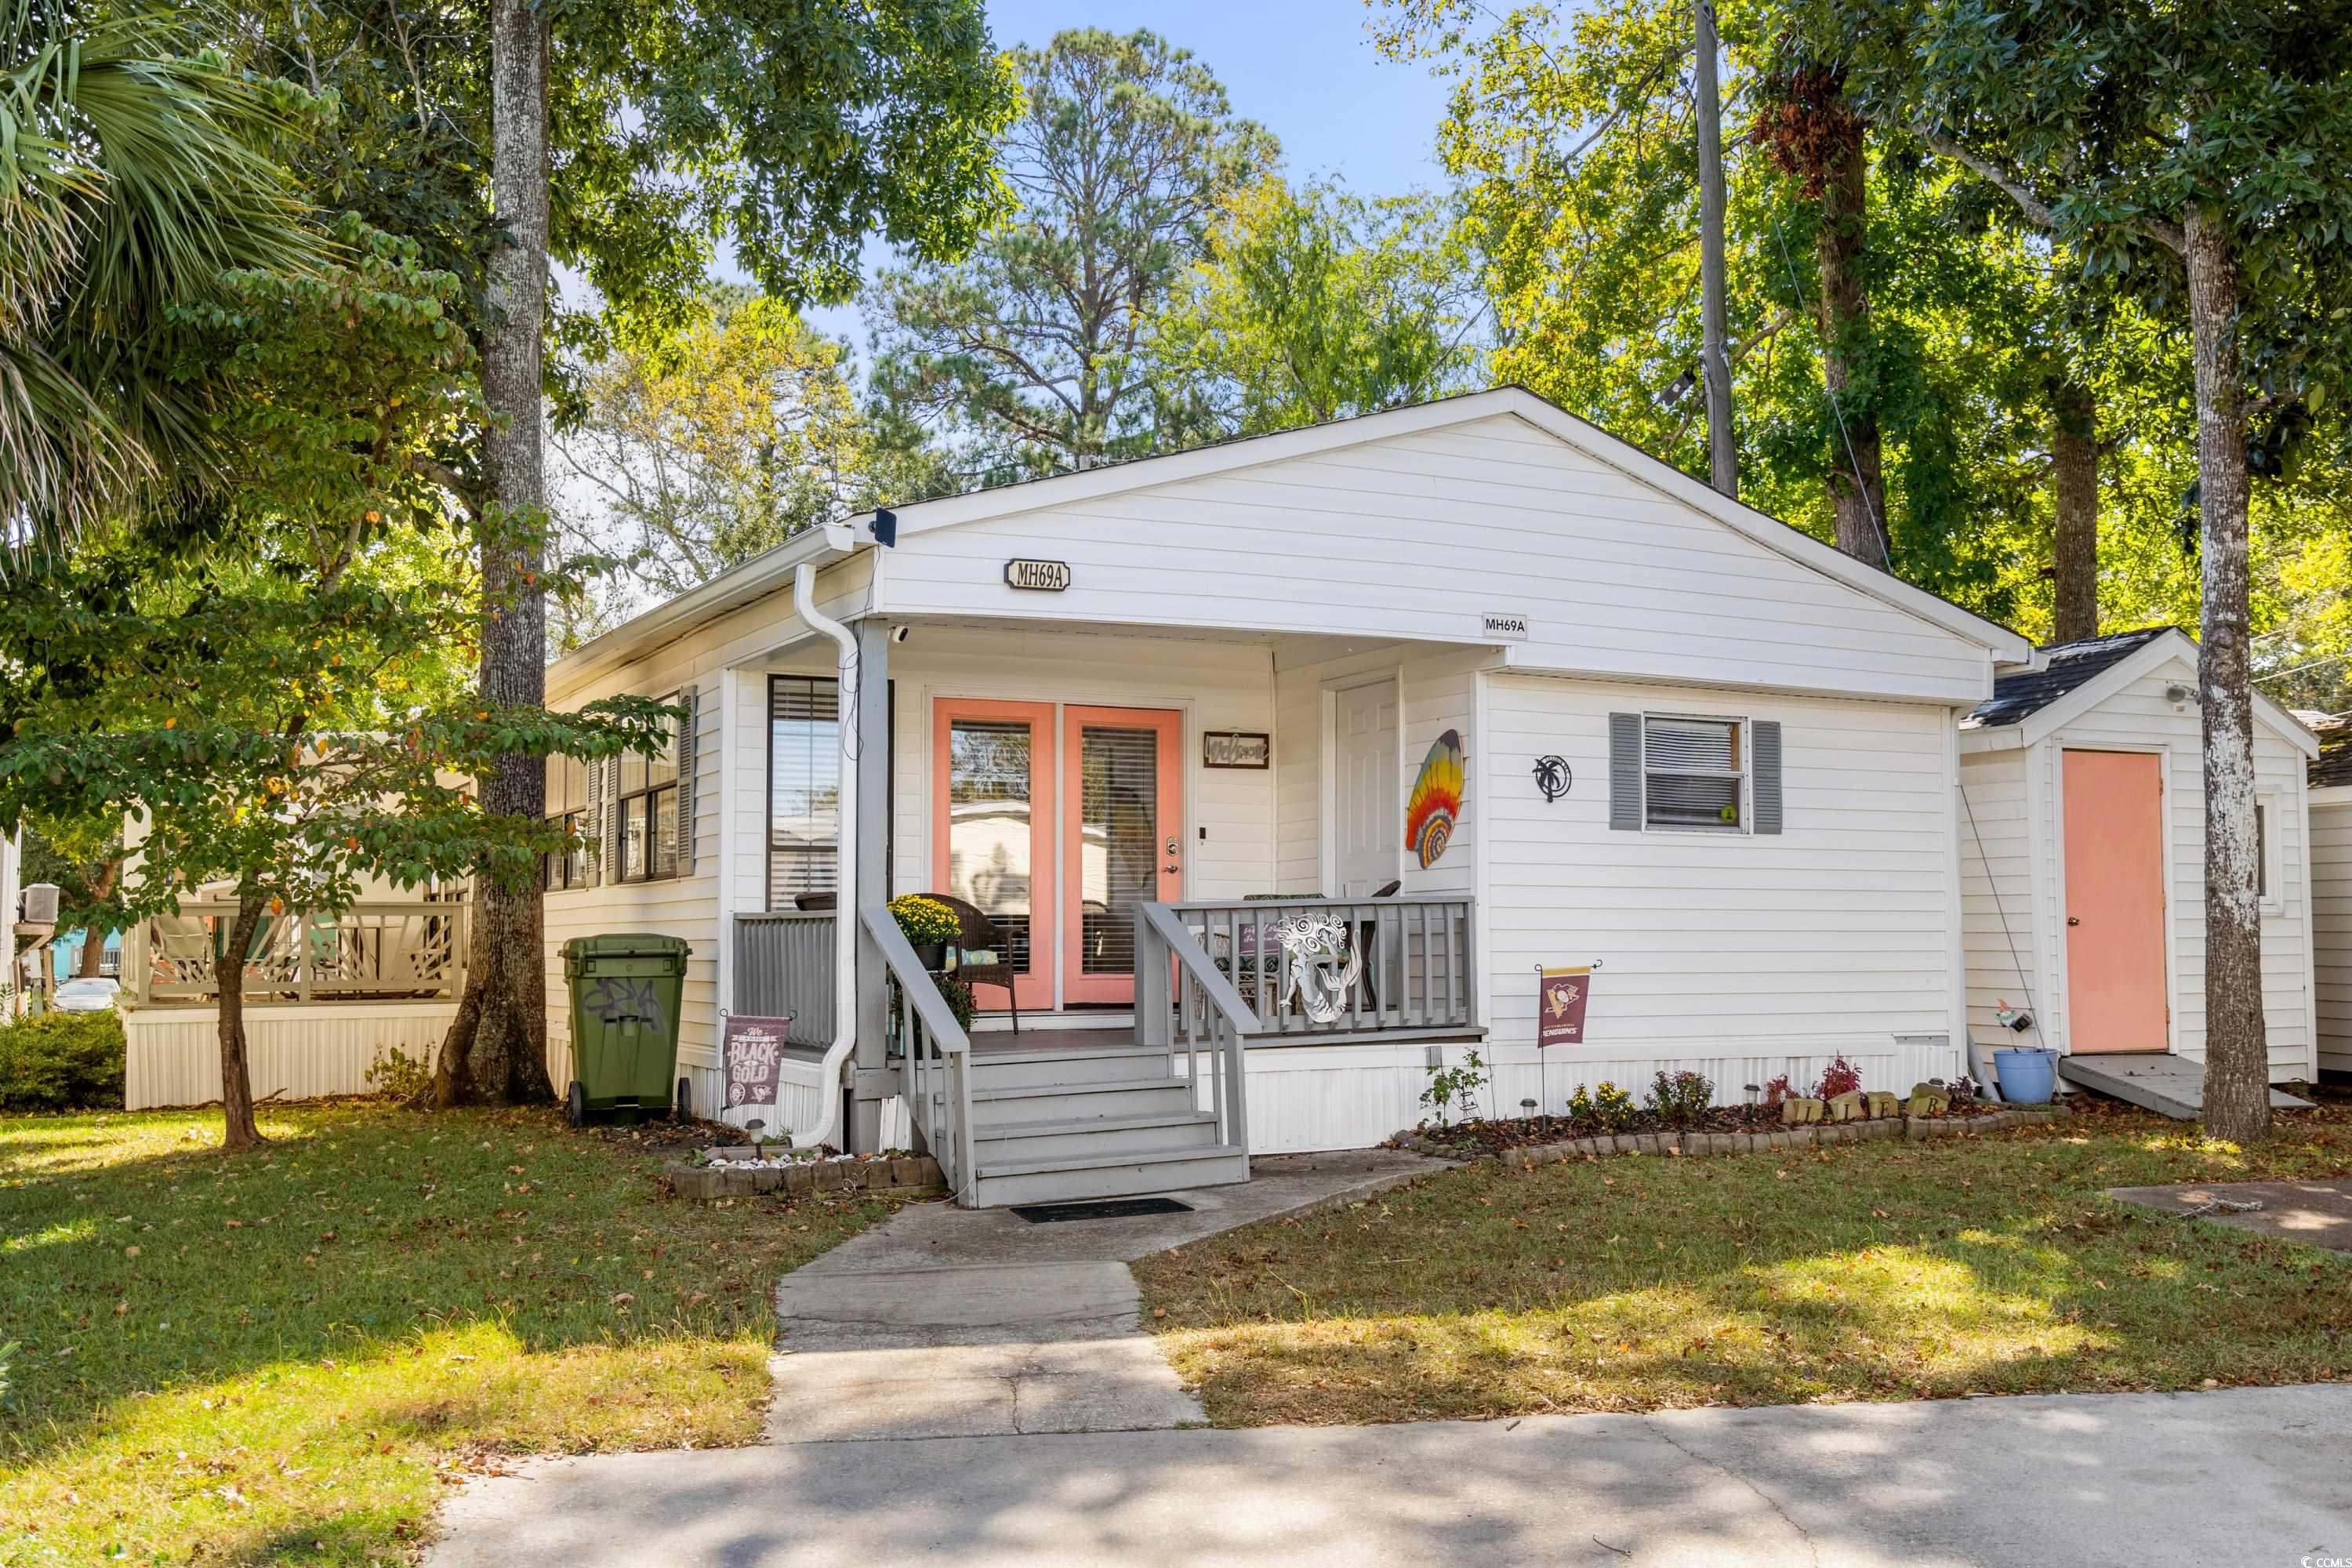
[426,1383,2352,1566]
[764,1149,1435,1443]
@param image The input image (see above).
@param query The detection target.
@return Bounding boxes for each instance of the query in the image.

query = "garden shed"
[1958,627,2322,1091]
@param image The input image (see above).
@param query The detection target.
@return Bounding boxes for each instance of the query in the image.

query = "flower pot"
[913,942,947,971]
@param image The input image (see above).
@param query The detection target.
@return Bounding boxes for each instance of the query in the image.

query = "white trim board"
[1962,629,2322,758]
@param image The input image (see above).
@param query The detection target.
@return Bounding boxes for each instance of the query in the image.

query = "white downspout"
[792,560,859,1150]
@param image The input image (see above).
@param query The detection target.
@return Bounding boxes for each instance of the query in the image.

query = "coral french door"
[1062,706,1183,1006]
[933,701,1057,1013]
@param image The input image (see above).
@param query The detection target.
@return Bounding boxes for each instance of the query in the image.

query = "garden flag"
[721,1014,793,1109]
[1537,966,1591,1048]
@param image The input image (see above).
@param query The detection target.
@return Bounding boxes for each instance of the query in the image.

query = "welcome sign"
[721,1014,794,1109]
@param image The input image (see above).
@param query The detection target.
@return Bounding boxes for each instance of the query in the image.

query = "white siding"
[2023,656,2314,1076]
[881,415,1996,705]
[123,1001,459,1109]
[1480,673,1963,1088]
[1958,748,2048,1049]
[2312,788,2352,1074]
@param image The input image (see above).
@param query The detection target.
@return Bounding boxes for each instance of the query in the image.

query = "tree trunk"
[1816,134,1886,567]
[2183,205,2268,1146]
[216,895,267,1149]
[435,0,554,1108]
[73,858,121,979]
[2049,379,2100,644]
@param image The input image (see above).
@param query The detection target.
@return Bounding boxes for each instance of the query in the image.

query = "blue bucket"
[1993,1047,2058,1105]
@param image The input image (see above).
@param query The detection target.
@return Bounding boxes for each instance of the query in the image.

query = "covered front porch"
[715,608,1490,1200]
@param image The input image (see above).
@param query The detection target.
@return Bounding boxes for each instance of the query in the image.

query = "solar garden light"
[1744,1083,1760,1109]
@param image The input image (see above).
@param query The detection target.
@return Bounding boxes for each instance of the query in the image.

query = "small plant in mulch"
[1419,1047,1492,1125]
[1761,1073,1795,1109]
[1645,1069,1715,1129]
[1566,1080,1639,1131]
[1813,1055,1863,1101]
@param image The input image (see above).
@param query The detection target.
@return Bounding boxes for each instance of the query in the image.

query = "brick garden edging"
[663,1151,944,1203]
[1396,1105,2067,1167]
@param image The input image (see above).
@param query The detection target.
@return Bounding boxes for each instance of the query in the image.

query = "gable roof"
[1962,626,2320,758]
[862,387,2031,664]
[550,384,2032,684]
[1964,627,2172,728]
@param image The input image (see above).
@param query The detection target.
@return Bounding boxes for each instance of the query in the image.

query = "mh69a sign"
[1003,558,1073,592]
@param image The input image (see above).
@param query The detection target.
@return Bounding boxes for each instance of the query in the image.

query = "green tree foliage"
[0,223,669,1146]
[1149,178,1486,436]
[868,28,1279,479]
[0,0,318,541]
[554,289,877,615]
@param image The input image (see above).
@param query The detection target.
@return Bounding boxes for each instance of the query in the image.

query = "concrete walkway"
[2108,1178,2352,1252]
[428,1384,2352,1566]
[768,1149,1432,1443]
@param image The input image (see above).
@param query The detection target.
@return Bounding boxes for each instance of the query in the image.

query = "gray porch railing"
[861,903,976,1204]
[732,911,835,1047]
[1164,895,1477,1040]
[1134,903,1257,1151]
[124,899,467,1004]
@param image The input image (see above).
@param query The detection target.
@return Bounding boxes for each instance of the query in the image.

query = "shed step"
[967,1143,1250,1209]
[975,1111,1220,1163]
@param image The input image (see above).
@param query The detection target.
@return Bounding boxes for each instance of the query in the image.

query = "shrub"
[1419,1047,1490,1125]
[363,1045,433,1102]
[1644,1069,1715,1127]
[1566,1079,1638,1131]
[1761,1073,1795,1109]
[1813,1055,1863,1100]
[0,1009,127,1111]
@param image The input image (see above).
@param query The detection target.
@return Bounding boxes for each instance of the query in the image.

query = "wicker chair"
[921,892,1021,1034]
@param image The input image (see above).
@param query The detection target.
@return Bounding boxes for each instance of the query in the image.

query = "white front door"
[1332,680,1399,897]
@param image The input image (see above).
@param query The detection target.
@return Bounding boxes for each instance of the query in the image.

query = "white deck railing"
[123,899,468,1004]
[862,903,977,1203]
[1134,904,1258,1150]
[1165,895,1477,1040]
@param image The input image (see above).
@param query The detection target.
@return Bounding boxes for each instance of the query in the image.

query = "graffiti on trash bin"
[584,975,667,1035]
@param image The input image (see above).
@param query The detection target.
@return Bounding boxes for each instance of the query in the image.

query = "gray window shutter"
[675,685,699,876]
[1753,720,1784,835]
[586,753,605,887]
[1609,713,1642,830]
[605,755,626,879]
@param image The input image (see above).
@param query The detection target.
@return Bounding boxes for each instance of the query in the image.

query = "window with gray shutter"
[1609,713,1643,830]
[1752,720,1784,835]
[1641,714,1748,833]
[586,752,605,886]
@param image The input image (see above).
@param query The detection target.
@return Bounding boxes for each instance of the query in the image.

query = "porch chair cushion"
[920,892,1020,1033]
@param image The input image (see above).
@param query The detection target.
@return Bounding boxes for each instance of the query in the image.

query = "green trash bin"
[561,933,693,1126]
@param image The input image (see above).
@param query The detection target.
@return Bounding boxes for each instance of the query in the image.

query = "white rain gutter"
[790,556,860,1151]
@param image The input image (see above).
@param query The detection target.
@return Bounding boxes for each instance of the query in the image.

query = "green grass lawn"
[0,1099,903,1566]
[1136,1098,2352,1428]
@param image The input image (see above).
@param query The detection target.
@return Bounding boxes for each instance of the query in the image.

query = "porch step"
[968,1142,1251,1210]
[968,1042,1165,1089]
[971,1076,1197,1127]
[975,1110,1221,1163]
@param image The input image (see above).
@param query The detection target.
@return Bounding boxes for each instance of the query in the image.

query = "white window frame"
[2256,792,2285,915]
[1641,711,1751,836]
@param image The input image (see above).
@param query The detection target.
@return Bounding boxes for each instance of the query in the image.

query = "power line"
[1768,214,1893,572]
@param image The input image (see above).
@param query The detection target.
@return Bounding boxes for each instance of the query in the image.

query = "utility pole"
[1693,0,1737,498]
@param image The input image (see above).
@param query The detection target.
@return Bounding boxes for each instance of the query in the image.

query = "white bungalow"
[1957,627,2323,1098]
[538,387,2035,1206]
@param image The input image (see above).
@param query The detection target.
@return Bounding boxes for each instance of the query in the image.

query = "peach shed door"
[2061,749,2169,1053]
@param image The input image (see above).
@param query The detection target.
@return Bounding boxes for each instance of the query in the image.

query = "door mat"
[1010,1196,1195,1224]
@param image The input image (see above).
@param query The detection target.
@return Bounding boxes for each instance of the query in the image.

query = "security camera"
[890,626,910,644]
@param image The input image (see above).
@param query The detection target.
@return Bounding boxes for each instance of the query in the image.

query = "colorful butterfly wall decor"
[1404,728,1465,868]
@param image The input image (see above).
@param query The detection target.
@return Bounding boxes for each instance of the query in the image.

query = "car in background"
[52,977,122,1014]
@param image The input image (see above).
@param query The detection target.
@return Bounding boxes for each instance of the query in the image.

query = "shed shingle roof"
[1964,626,2175,729]
[2314,716,2352,789]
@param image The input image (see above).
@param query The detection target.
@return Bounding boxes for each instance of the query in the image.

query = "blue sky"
[794,0,1461,346]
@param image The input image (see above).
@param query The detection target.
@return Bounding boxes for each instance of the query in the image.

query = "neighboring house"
[1958,628,2321,1083]
[2311,716,2351,1076]
[541,387,2032,1205]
